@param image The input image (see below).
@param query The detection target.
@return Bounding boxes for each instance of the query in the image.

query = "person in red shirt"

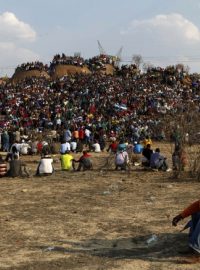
[74,150,92,171]
[172,200,200,254]
[107,141,118,153]
[78,128,85,142]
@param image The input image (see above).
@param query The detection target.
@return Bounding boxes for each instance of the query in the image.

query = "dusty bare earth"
[0,142,200,270]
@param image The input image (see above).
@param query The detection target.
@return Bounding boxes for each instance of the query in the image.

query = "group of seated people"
[141,138,187,172]
[60,150,92,172]
[0,143,93,178]
[142,144,170,171]
[108,135,187,172]
[0,134,188,177]
[106,136,171,172]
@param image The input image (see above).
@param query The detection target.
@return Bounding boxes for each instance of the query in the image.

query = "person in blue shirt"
[133,141,143,154]
[117,139,127,152]
[150,148,170,171]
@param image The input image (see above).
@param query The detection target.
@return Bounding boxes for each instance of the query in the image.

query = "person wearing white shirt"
[115,150,129,170]
[10,143,21,153]
[70,140,77,152]
[85,128,91,137]
[60,141,71,154]
[20,142,30,155]
[92,141,101,153]
[36,151,54,176]
[84,128,91,145]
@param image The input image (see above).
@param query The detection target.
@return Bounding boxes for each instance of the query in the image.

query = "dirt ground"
[0,142,200,270]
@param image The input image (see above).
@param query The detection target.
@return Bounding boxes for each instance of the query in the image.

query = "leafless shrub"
[165,104,200,179]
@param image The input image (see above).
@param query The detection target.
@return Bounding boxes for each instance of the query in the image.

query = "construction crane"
[97,40,106,55]
[97,40,123,66]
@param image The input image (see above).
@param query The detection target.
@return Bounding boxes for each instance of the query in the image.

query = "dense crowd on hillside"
[15,61,48,73]
[50,54,85,67]
[15,54,127,74]
[116,64,138,77]
[86,54,117,71]
[0,63,199,150]
[13,53,121,74]
[2,59,200,255]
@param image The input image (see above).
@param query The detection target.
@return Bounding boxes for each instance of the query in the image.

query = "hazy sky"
[1,0,200,76]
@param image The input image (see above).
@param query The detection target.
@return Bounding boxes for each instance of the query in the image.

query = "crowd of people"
[49,53,85,71]
[86,54,117,71]
[116,64,138,77]
[0,132,174,178]
[2,60,200,257]
[0,62,199,166]
[15,61,48,73]
[1,63,200,147]
[14,54,121,75]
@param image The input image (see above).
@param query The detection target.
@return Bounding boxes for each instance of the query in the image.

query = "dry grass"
[0,142,199,269]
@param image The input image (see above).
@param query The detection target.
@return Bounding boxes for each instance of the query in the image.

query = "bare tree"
[166,104,200,179]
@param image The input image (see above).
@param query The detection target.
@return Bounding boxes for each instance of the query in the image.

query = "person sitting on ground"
[60,150,75,171]
[107,140,118,153]
[36,149,54,176]
[150,148,170,171]
[20,140,31,155]
[92,140,101,153]
[117,139,127,152]
[7,154,29,178]
[0,155,7,177]
[5,145,19,162]
[74,150,93,171]
[60,139,71,154]
[133,141,143,154]
[172,200,200,255]
[142,143,153,167]
[70,139,77,153]
[115,150,129,171]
